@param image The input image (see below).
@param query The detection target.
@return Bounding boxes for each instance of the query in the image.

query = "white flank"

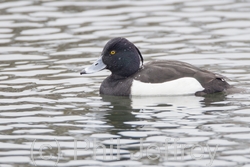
[131,77,204,96]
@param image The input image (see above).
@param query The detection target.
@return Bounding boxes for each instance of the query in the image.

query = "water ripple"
[0,0,250,166]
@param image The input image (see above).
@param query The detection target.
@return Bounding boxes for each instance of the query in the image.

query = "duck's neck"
[111,66,143,80]
[110,74,128,80]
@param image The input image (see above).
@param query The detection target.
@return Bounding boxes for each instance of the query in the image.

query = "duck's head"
[80,37,143,77]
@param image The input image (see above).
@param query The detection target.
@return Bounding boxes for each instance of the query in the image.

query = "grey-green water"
[0,0,250,166]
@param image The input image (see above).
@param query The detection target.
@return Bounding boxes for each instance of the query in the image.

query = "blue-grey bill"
[80,57,106,74]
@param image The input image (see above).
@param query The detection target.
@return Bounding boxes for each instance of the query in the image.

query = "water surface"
[0,0,250,166]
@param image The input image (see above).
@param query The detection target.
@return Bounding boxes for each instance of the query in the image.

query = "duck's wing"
[133,60,212,83]
[133,60,230,94]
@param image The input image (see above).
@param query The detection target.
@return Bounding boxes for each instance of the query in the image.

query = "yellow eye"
[110,50,116,55]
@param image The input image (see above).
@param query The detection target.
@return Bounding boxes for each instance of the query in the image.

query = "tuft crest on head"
[102,37,143,65]
[101,37,143,77]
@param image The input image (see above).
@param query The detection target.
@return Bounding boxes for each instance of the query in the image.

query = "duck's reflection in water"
[100,93,228,134]
[100,95,139,132]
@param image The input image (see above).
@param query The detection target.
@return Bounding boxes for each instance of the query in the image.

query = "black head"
[80,37,143,77]
[101,37,143,77]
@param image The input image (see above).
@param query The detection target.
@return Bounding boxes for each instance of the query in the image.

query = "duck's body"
[81,37,231,96]
[100,60,230,96]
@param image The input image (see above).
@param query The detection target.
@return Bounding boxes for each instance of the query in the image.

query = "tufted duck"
[80,37,231,96]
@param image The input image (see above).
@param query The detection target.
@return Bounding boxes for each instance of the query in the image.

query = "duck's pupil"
[95,63,98,66]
